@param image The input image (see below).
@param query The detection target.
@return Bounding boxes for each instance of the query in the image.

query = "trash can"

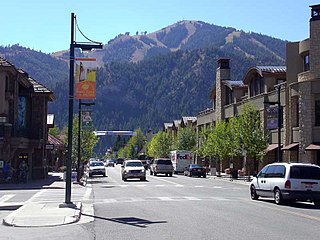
[231,169,238,179]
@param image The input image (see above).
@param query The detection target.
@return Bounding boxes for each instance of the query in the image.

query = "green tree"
[175,127,197,151]
[48,126,60,138]
[147,131,172,158]
[234,104,269,175]
[65,115,99,165]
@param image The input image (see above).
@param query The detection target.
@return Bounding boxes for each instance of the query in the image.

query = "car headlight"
[141,169,145,173]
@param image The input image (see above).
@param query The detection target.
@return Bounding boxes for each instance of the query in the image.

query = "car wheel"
[203,174,206,178]
[169,173,172,177]
[250,185,259,200]
[274,188,283,205]
[140,177,146,181]
[189,172,192,177]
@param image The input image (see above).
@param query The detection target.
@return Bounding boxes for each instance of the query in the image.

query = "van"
[250,162,320,206]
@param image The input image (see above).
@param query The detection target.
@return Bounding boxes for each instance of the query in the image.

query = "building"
[195,4,320,171]
[0,58,54,181]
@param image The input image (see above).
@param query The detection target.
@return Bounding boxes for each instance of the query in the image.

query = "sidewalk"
[2,172,83,227]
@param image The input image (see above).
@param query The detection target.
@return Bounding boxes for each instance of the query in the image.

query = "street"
[0,166,320,240]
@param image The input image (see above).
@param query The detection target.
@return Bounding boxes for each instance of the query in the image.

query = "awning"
[282,143,299,150]
[305,144,320,151]
[267,144,279,152]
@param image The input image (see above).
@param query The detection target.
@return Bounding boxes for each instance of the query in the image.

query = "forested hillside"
[0,20,287,154]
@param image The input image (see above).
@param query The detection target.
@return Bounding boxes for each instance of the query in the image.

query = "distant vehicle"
[87,160,106,177]
[170,150,193,174]
[250,162,320,206]
[116,158,124,165]
[149,158,173,177]
[121,160,146,181]
[106,159,115,167]
[184,164,206,178]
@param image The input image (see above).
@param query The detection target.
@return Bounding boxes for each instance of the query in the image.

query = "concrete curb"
[2,202,82,227]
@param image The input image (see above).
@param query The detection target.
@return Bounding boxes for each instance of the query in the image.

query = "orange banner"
[75,58,97,99]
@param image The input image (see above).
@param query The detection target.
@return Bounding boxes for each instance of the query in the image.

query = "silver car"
[250,162,320,206]
[121,160,146,181]
[87,160,106,177]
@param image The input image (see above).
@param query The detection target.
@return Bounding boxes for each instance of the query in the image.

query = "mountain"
[53,20,286,66]
[0,20,287,153]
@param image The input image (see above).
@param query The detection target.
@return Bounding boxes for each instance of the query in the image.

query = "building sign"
[267,106,278,130]
[75,58,97,100]
[82,110,93,129]
[45,144,54,150]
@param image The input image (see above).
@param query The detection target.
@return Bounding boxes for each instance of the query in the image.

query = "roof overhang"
[266,144,279,152]
[305,144,320,151]
[282,143,299,150]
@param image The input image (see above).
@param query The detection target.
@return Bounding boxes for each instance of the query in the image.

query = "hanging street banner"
[75,58,97,99]
[266,105,278,130]
[82,109,93,129]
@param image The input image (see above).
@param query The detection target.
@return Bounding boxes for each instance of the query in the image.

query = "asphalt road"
[1,166,320,240]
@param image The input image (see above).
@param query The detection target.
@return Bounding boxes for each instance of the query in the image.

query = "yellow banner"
[75,58,97,99]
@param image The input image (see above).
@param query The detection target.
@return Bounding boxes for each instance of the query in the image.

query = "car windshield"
[126,161,143,167]
[90,161,104,167]
[191,164,203,168]
[290,166,320,180]
[157,160,172,165]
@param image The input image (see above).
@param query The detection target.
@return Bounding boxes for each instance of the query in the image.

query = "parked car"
[149,158,173,177]
[121,160,146,181]
[105,159,115,167]
[250,162,320,206]
[87,160,106,177]
[184,164,206,178]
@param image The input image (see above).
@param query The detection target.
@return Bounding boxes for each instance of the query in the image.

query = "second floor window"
[303,54,310,72]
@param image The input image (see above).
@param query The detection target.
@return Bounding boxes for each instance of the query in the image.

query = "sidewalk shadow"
[0,172,63,190]
[82,213,167,228]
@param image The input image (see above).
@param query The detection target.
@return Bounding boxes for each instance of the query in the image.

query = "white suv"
[250,162,320,207]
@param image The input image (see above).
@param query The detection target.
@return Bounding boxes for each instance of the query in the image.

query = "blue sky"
[1,0,318,53]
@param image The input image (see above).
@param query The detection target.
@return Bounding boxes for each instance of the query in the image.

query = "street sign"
[45,144,54,150]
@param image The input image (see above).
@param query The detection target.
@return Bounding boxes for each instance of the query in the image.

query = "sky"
[1,0,319,54]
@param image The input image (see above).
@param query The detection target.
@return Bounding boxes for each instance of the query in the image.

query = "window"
[5,76,9,92]
[260,77,265,93]
[290,166,320,180]
[316,101,320,126]
[303,55,310,71]
[258,166,268,178]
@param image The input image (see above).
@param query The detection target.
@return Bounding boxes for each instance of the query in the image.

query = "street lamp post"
[77,100,95,183]
[264,83,285,163]
[65,13,102,205]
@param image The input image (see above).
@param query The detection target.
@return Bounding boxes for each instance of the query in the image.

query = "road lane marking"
[148,175,183,186]
[26,189,48,203]
[0,194,15,202]
[246,200,320,222]
[158,197,175,201]
[83,187,92,200]
[184,197,201,201]
[195,186,204,188]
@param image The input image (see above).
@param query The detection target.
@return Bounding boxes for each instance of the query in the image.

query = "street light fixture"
[65,13,102,205]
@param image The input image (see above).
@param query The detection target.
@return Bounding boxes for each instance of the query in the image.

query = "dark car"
[184,164,206,178]
[116,158,124,165]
